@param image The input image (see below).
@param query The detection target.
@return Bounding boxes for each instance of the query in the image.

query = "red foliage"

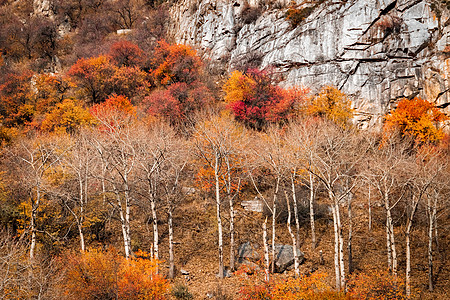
[109,40,145,67]
[224,69,308,129]
[90,95,136,131]
[144,81,212,124]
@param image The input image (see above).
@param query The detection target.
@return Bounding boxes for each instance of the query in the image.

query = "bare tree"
[8,134,62,260]
[366,136,411,276]
[306,121,365,290]
[192,113,247,278]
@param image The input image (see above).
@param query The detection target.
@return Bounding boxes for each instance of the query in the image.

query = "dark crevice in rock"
[361,0,398,36]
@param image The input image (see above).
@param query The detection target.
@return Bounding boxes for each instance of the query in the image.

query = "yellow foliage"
[307,86,353,128]
[41,99,95,134]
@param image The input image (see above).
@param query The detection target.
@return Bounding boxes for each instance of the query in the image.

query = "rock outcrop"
[169,0,450,125]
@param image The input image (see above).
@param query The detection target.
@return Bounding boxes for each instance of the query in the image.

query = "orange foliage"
[0,70,34,127]
[90,95,136,131]
[150,41,203,87]
[383,97,448,144]
[63,248,168,300]
[68,55,117,103]
[33,74,74,115]
[237,272,347,300]
[347,269,407,300]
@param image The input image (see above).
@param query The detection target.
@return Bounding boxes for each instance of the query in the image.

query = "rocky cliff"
[169,0,450,125]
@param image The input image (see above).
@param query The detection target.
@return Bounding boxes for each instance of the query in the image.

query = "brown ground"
[129,194,449,299]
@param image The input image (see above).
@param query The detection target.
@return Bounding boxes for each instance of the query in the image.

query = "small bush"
[285,5,316,27]
[171,283,194,300]
[347,269,407,300]
[241,2,262,24]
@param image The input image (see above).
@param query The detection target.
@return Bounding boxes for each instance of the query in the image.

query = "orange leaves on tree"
[150,41,203,87]
[90,95,136,131]
[41,99,95,134]
[306,86,353,128]
[63,248,169,300]
[223,69,308,129]
[383,97,448,144]
[68,55,117,104]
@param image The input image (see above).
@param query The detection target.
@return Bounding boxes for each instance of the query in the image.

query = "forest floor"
[119,194,449,299]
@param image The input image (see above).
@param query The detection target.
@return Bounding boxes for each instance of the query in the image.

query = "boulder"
[236,242,260,263]
[273,244,305,273]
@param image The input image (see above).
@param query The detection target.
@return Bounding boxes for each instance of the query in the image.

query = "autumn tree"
[150,41,203,87]
[307,86,353,128]
[41,99,95,134]
[306,121,365,290]
[223,69,308,129]
[109,40,145,67]
[383,97,448,144]
[145,82,213,125]
[68,56,117,104]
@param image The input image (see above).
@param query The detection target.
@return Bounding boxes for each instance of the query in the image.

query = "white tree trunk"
[263,217,270,282]
[116,190,130,259]
[30,186,40,261]
[150,193,159,262]
[348,192,353,275]
[332,203,340,290]
[406,231,411,298]
[168,205,174,279]
[336,199,346,290]
[271,178,280,274]
[215,157,224,279]
[229,194,235,271]
[368,185,372,231]
[308,172,316,249]
[285,191,299,277]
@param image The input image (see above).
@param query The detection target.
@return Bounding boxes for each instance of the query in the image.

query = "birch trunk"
[285,192,299,277]
[405,196,419,298]
[291,173,301,250]
[229,194,235,271]
[168,205,174,279]
[263,217,270,282]
[308,171,316,249]
[78,178,85,252]
[332,204,340,290]
[271,177,280,274]
[336,199,346,290]
[30,186,39,261]
[116,189,130,259]
[150,192,159,261]
[215,156,224,279]
[348,192,353,275]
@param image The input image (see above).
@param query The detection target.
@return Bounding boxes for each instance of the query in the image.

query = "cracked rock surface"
[170,0,450,125]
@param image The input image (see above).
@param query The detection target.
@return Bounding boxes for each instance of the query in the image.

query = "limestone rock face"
[169,0,450,125]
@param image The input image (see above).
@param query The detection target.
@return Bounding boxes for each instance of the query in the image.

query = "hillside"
[0,0,449,299]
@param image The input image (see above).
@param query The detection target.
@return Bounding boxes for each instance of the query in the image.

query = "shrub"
[285,5,316,27]
[171,283,194,300]
[62,248,169,300]
[241,2,262,24]
[375,15,402,34]
[347,269,407,300]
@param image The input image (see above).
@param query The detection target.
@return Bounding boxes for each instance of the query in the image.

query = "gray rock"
[273,244,305,273]
[169,0,450,127]
[237,242,260,263]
